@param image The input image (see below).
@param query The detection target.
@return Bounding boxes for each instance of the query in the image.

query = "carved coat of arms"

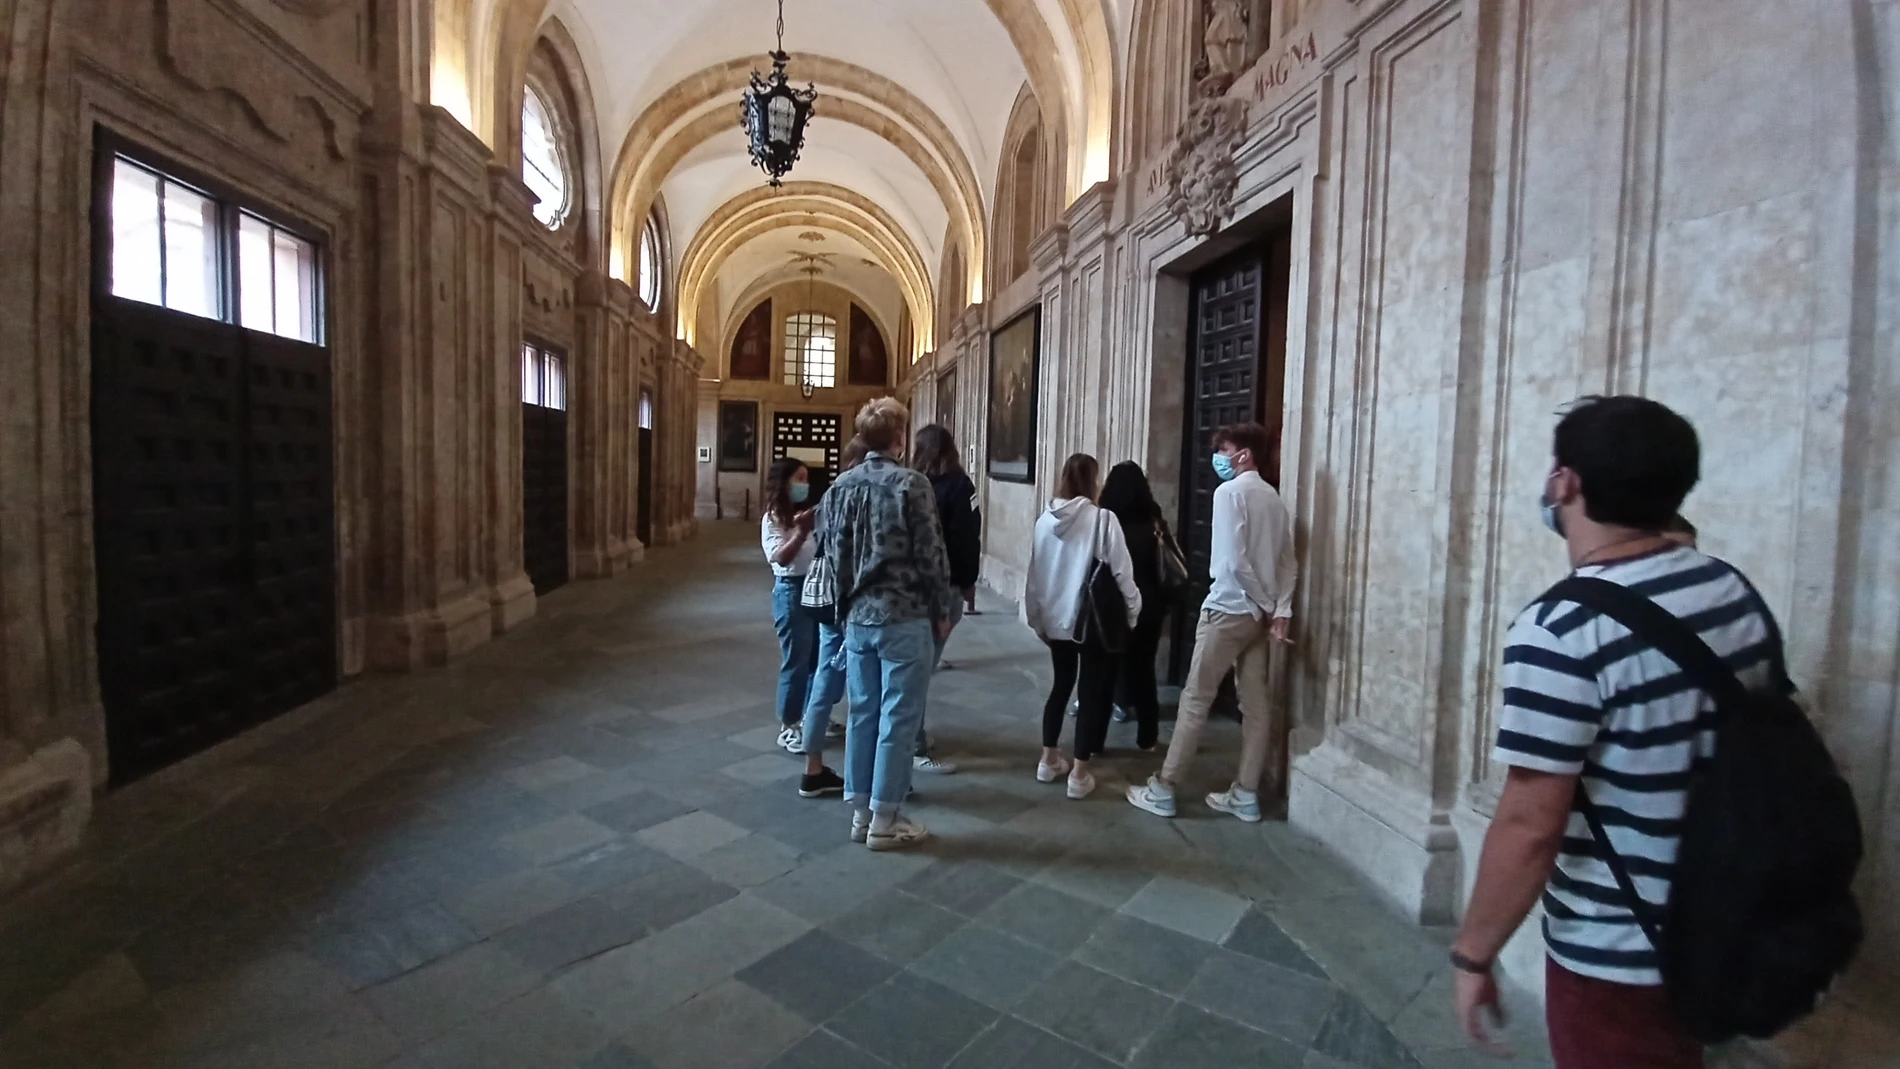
[1164,79,1251,238]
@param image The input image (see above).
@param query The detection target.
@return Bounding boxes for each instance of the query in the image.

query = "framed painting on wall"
[986,307,1039,483]
[729,299,771,380]
[717,400,759,472]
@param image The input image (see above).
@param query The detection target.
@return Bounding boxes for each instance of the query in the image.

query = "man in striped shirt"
[1450,397,1781,1068]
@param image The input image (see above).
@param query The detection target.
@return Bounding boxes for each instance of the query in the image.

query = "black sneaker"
[798,768,845,798]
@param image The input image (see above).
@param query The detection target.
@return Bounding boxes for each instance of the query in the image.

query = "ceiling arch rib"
[606,56,987,306]
[681,198,934,357]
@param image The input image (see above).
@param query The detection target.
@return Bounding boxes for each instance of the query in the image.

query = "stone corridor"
[0,522,1548,1069]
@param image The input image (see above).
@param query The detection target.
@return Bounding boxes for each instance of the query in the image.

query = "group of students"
[760,396,1302,849]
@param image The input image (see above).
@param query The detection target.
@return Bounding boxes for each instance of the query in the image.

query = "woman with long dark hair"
[1098,461,1178,752]
[762,456,821,755]
[908,423,978,775]
[1021,454,1141,799]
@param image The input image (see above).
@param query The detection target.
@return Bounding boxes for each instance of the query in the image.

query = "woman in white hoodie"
[1022,453,1142,798]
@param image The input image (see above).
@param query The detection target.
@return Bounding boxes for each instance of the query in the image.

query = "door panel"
[771,411,843,498]
[523,403,570,595]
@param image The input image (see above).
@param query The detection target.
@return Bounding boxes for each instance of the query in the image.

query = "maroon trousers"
[1545,958,1703,1069]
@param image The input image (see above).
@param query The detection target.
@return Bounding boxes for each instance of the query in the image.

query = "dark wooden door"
[1169,230,1290,697]
[771,411,843,498]
[91,299,335,783]
[637,427,654,547]
[522,403,569,595]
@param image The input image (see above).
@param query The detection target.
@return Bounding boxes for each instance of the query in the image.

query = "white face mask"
[1540,473,1565,538]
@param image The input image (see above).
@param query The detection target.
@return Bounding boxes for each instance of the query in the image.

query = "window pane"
[111,161,163,306]
[522,88,568,229]
[272,228,320,343]
[160,181,218,318]
[523,345,540,405]
[237,214,274,332]
[544,353,566,411]
[639,220,660,309]
[639,390,654,429]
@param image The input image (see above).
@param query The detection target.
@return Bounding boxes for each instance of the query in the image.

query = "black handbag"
[1074,512,1130,653]
[1156,520,1190,596]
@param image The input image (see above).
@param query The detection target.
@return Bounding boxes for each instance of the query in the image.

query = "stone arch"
[605,56,985,308]
[522,18,606,269]
[1120,0,1196,172]
[991,86,1057,289]
[679,195,934,356]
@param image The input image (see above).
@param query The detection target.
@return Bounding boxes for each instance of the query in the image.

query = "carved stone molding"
[154,0,351,159]
[1163,79,1251,237]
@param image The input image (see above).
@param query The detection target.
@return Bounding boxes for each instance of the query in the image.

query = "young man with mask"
[1126,421,1297,822]
[1450,396,1785,1068]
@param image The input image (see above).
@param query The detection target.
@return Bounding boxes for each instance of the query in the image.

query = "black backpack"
[1544,576,1863,1043]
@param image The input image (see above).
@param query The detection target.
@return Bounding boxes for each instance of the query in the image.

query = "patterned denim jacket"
[816,453,958,627]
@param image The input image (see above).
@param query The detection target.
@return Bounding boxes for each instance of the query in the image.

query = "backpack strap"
[1538,574,1756,955]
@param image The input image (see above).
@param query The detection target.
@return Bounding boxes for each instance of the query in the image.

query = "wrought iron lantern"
[740,0,817,186]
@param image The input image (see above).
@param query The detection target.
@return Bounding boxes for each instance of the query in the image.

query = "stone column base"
[1288,741,1461,924]
[486,574,537,634]
[572,539,630,580]
[0,740,91,896]
[366,591,495,670]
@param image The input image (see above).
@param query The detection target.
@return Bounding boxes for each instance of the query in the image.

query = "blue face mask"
[1211,453,1238,482]
[790,482,811,505]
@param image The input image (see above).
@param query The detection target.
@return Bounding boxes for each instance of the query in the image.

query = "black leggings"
[1042,639,1117,761]
[1117,606,1167,750]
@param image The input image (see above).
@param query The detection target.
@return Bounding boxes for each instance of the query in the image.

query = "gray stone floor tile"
[760,1028,896,1069]
[944,1016,1121,1069]
[595,860,740,935]
[1129,1002,1308,1069]
[635,810,752,859]
[584,791,697,834]
[1072,913,1211,995]
[826,973,999,1069]
[547,838,676,894]
[1120,874,1251,944]
[504,755,602,792]
[297,901,482,990]
[900,861,1022,916]
[1312,992,1427,1069]
[498,814,622,866]
[1030,847,1154,910]
[1225,908,1331,979]
[1014,961,1175,1063]
[557,728,650,770]
[575,1043,661,1069]
[722,753,803,785]
[688,833,805,888]
[627,978,811,1069]
[737,930,898,1022]
[534,769,649,813]
[446,867,584,937]
[908,923,1064,1011]
[822,888,967,964]
[495,895,648,973]
[414,987,613,1069]
[1183,947,1342,1047]
[754,844,932,924]
[974,883,1110,955]
[362,942,543,1043]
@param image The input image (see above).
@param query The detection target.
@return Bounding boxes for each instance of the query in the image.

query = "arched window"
[783,311,837,388]
[638,215,662,310]
[1008,131,1040,283]
[521,85,571,229]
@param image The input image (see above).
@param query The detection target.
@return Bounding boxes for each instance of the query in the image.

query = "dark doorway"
[771,411,844,498]
[1168,224,1292,707]
[637,386,654,547]
[522,342,570,595]
[90,147,335,785]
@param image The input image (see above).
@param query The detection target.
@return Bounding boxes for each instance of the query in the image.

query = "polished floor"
[0,522,1556,1069]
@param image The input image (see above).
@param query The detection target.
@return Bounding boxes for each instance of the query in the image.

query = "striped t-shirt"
[1493,545,1783,985]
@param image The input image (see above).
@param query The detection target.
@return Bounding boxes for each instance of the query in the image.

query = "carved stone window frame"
[521,77,575,232]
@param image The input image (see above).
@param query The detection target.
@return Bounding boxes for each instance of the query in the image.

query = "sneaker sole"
[866,831,930,851]
[849,827,868,843]
[1126,793,1176,818]
[799,785,844,798]
[1209,804,1262,823]
[1066,781,1096,800]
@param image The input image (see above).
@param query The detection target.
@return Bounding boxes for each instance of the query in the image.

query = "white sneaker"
[1206,785,1263,823]
[1036,755,1073,783]
[849,810,871,843]
[1066,770,1097,800]
[776,725,803,753]
[914,755,960,775]
[1126,776,1178,818]
[866,816,930,851]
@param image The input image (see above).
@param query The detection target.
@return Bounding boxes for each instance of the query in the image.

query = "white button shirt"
[1202,471,1297,619]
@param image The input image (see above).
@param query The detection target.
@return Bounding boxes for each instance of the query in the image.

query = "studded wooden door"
[771,411,843,499]
[91,300,335,784]
[1169,232,1290,694]
[522,403,570,595]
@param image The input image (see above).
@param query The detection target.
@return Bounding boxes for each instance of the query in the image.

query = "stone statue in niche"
[1164,75,1251,237]
[1203,0,1250,87]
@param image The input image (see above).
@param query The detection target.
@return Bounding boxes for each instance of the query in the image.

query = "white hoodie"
[1022,498,1143,642]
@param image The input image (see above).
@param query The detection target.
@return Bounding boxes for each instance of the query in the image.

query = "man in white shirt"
[1127,421,1297,823]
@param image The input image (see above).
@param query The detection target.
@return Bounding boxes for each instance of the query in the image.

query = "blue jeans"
[842,618,934,812]
[800,617,847,760]
[773,578,818,727]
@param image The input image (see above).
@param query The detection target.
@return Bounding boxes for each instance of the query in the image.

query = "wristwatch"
[1448,949,1493,974]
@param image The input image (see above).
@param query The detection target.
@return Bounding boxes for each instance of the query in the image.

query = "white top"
[1022,498,1142,642]
[1203,471,1297,619]
[761,513,814,578]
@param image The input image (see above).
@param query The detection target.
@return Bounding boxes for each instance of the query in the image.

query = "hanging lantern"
[740,0,817,186]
